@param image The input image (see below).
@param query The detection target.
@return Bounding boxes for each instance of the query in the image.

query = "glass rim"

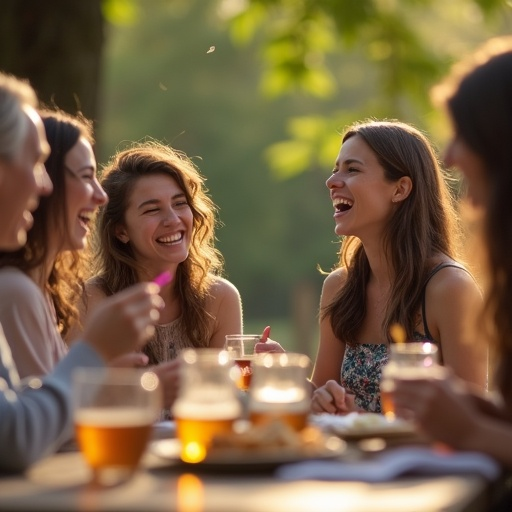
[389,341,438,354]
[252,352,311,368]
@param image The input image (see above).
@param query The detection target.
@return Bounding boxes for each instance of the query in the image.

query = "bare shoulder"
[208,276,241,302]
[428,263,482,298]
[321,267,347,304]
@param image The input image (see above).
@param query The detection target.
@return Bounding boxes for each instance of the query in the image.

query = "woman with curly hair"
[73,141,242,388]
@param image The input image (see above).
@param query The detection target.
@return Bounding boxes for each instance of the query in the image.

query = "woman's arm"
[426,266,487,388]
[310,269,356,414]
[394,374,512,468]
[311,269,346,388]
[206,277,243,348]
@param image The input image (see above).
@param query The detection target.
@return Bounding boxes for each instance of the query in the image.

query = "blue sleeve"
[0,336,103,474]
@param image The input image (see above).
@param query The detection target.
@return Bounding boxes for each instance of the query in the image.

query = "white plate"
[310,413,416,440]
[150,437,346,472]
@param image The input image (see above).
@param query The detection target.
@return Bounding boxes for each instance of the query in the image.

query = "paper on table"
[275,446,500,482]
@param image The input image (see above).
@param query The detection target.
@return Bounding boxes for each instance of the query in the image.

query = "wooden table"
[0,446,503,512]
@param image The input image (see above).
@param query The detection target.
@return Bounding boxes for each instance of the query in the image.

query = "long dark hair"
[434,37,512,400]
[92,140,224,347]
[323,120,461,344]
[0,108,94,336]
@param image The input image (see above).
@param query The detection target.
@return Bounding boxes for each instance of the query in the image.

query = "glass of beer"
[224,334,260,391]
[72,367,162,485]
[380,342,440,420]
[172,349,242,463]
[249,352,311,432]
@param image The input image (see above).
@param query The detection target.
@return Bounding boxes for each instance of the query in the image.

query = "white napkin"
[276,446,500,482]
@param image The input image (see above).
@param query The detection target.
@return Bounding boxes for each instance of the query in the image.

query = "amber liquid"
[234,358,253,391]
[380,389,396,420]
[249,402,308,432]
[175,416,236,463]
[75,409,152,470]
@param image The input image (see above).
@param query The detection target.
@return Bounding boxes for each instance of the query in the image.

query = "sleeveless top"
[340,263,468,413]
[143,317,192,366]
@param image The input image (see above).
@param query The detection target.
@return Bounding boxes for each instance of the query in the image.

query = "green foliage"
[98,0,511,344]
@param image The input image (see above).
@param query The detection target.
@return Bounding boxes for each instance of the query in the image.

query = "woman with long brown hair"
[311,119,486,414]
[394,37,512,470]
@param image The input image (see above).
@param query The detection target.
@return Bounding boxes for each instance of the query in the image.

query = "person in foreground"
[0,108,112,379]
[393,37,512,469]
[0,73,163,473]
[70,141,244,411]
[310,119,486,415]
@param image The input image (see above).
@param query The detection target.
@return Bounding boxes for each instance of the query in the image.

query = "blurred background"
[1,0,511,357]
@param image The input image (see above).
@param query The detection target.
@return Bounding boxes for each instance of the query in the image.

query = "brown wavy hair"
[0,108,93,337]
[433,37,512,400]
[322,120,462,345]
[91,140,224,347]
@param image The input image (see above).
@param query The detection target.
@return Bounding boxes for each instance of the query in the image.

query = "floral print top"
[340,343,388,413]
[341,332,435,413]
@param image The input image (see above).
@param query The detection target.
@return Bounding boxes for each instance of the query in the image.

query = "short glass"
[380,342,440,420]
[248,352,311,432]
[73,367,162,485]
[224,334,260,391]
[172,349,242,463]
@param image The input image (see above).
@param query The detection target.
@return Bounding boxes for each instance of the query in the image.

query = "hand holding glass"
[380,342,440,420]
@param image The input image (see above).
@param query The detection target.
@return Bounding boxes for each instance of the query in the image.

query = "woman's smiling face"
[58,136,107,252]
[116,173,194,273]
[326,134,399,241]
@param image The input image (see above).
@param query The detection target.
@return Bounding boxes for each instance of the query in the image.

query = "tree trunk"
[0,0,104,123]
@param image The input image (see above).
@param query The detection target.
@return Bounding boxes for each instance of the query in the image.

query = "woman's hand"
[393,374,479,449]
[311,379,357,415]
[254,325,286,353]
[83,282,164,362]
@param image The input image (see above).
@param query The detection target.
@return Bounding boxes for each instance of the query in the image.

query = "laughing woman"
[0,109,111,378]
[71,141,243,410]
[310,120,487,415]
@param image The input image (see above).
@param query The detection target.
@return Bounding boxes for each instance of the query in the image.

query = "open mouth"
[156,233,183,245]
[333,198,353,213]
[78,211,93,229]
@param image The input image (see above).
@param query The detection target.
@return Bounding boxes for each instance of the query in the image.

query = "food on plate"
[209,419,326,454]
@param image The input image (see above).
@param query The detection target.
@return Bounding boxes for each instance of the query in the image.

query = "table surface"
[0,440,501,512]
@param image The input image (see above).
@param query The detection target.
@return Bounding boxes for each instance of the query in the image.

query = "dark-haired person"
[311,119,486,415]
[394,37,512,470]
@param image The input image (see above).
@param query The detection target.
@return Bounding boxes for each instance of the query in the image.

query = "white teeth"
[157,233,182,243]
[333,197,353,207]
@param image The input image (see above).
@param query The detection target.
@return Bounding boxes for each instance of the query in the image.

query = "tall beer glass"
[73,367,162,484]
[172,349,242,463]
